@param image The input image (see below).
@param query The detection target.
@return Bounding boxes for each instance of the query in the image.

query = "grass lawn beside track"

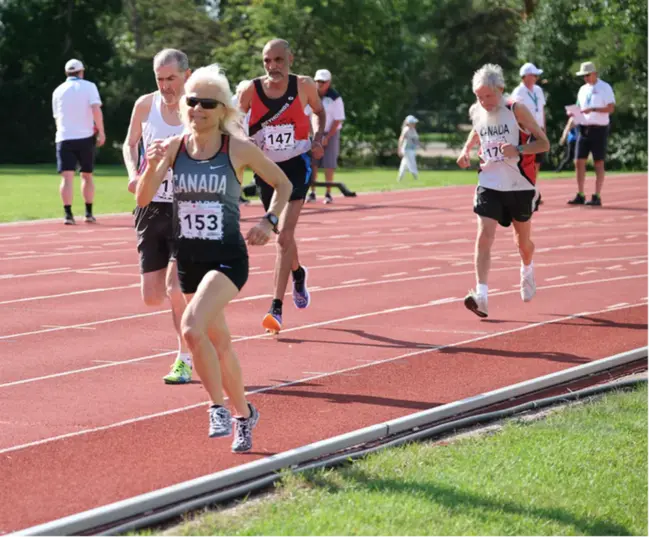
[0,164,578,222]
[154,385,647,536]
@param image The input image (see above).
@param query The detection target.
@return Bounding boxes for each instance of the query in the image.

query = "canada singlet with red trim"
[473,100,536,191]
[248,74,311,163]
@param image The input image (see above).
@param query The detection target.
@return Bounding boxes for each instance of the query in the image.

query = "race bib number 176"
[482,140,505,163]
[178,200,224,241]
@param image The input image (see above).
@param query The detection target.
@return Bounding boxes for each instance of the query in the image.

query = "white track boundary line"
[0,268,645,340]
[2,278,646,387]
[1,251,646,309]
[19,346,648,537]
[1,300,645,455]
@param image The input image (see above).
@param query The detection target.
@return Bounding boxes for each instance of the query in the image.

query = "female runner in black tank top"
[137,65,292,453]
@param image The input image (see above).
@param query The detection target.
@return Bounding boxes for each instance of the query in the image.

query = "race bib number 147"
[178,200,224,241]
[263,124,295,151]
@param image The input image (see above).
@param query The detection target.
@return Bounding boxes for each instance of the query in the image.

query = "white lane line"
[41,325,96,331]
[7,251,37,256]
[581,241,597,246]
[630,260,647,265]
[393,228,409,232]
[90,261,121,267]
[578,270,597,276]
[55,246,85,251]
[341,279,367,285]
[0,284,140,306]
[382,272,408,278]
[607,303,629,309]
[545,276,567,282]
[605,265,624,270]
[36,267,71,273]
[1,300,644,454]
[604,238,618,243]
[355,250,378,255]
[418,267,440,272]
[330,235,351,239]
[390,246,410,251]
[102,242,129,246]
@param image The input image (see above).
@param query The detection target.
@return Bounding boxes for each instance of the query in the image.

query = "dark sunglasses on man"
[186,96,223,110]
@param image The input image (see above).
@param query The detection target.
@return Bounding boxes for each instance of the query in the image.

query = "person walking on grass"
[397,115,421,182]
[52,59,105,225]
[136,64,292,452]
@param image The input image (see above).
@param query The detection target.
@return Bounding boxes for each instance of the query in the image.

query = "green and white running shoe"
[163,358,192,384]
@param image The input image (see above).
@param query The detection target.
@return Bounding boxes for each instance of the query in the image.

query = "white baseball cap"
[314,69,332,82]
[405,115,419,124]
[65,59,84,73]
[519,62,543,77]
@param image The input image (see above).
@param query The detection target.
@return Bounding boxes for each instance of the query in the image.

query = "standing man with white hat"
[567,61,616,206]
[511,63,547,178]
[307,69,345,204]
[52,59,105,225]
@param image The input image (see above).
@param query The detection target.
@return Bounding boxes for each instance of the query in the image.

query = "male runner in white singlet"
[123,49,192,383]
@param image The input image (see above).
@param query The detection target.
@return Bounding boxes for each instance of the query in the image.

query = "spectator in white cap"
[307,68,345,204]
[397,115,421,181]
[566,61,615,207]
[52,58,105,224]
[511,63,547,178]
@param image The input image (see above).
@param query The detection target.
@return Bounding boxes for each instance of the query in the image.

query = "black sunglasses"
[186,96,222,110]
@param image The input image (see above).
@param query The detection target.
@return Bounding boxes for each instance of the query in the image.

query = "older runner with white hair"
[457,64,549,318]
[137,64,292,453]
[123,48,193,385]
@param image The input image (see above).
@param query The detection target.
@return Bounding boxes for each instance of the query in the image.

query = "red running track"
[0,175,647,533]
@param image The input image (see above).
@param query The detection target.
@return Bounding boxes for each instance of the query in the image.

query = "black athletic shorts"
[134,202,175,274]
[176,255,249,294]
[56,135,96,173]
[576,125,609,161]
[255,153,312,211]
[474,186,540,228]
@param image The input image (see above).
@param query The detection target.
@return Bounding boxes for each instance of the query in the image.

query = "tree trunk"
[62,0,73,57]
[124,0,143,52]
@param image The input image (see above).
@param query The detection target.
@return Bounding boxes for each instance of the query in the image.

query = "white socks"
[477,283,489,297]
[521,262,534,275]
[178,353,192,367]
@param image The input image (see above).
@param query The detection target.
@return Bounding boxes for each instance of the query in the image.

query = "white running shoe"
[520,266,536,302]
[464,289,488,318]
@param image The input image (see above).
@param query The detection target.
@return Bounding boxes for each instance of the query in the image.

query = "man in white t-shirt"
[511,63,546,177]
[307,69,345,204]
[567,62,616,206]
[52,59,105,225]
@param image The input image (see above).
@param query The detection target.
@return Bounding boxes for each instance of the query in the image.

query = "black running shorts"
[134,202,175,274]
[255,153,312,211]
[473,186,540,228]
[176,255,249,294]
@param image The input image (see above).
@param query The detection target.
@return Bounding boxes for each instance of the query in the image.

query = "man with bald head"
[239,39,326,333]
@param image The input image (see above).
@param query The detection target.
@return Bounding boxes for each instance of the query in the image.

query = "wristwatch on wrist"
[516,144,525,155]
[264,212,280,234]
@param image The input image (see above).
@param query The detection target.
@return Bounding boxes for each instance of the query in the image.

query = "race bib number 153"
[178,200,224,241]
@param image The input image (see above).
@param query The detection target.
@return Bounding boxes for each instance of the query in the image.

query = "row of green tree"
[0,0,645,168]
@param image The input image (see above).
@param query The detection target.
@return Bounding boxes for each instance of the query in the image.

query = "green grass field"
[0,164,576,223]
[156,385,647,536]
